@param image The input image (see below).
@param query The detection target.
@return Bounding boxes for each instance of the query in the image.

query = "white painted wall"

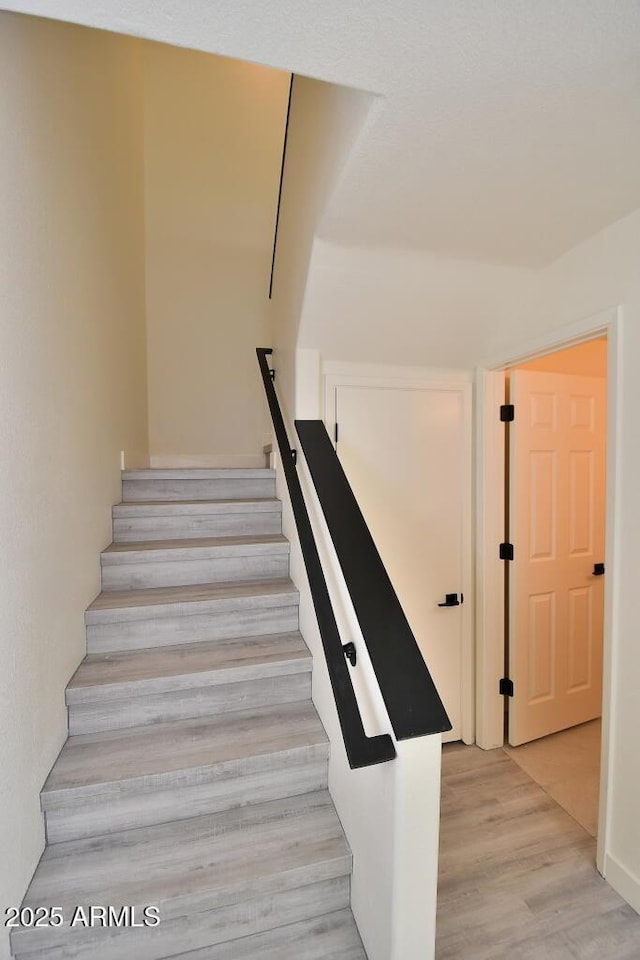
[269,77,373,421]
[299,238,540,367]
[300,210,640,917]
[0,13,148,959]
[531,210,640,913]
[143,43,290,466]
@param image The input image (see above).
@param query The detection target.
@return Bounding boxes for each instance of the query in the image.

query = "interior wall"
[0,13,148,958]
[2,0,638,939]
[143,43,290,466]
[294,211,640,916]
[532,208,640,913]
[298,238,540,367]
[269,77,373,420]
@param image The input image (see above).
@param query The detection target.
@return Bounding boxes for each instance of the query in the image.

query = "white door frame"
[323,360,475,744]
[475,306,623,874]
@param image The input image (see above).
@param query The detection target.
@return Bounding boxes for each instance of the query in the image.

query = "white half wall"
[143,43,290,465]
[272,359,443,960]
[0,14,148,958]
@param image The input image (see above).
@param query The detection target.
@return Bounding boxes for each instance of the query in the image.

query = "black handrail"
[295,421,451,740]
[256,348,396,769]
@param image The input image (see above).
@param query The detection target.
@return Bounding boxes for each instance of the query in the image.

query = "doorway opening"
[502,336,607,837]
[476,307,621,872]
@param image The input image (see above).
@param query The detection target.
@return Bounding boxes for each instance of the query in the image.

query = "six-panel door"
[508,371,606,746]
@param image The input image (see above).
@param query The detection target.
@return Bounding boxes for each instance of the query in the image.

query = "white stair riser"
[87,606,299,653]
[12,876,350,960]
[113,512,282,542]
[101,553,289,591]
[44,752,329,843]
[68,672,311,735]
[122,478,276,502]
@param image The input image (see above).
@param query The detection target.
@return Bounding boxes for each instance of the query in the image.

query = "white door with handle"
[508,370,606,746]
[331,377,472,742]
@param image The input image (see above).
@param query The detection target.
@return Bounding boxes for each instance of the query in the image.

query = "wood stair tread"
[11,465,362,959]
[85,578,298,622]
[41,700,327,805]
[113,498,282,516]
[13,793,351,956]
[123,469,275,480]
[67,632,310,702]
[175,909,366,959]
[102,534,288,562]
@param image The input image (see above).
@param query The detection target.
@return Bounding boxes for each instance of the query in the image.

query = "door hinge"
[334,422,339,444]
[500,404,515,422]
[499,542,514,561]
[499,677,514,697]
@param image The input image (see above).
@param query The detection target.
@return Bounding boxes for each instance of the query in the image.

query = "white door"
[333,380,471,742]
[509,371,606,746]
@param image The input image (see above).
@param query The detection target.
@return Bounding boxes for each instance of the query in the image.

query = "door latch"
[593,562,605,576]
[438,593,463,607]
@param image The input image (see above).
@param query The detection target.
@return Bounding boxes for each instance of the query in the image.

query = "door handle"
[593,563,605,576]
[438,593,463,607]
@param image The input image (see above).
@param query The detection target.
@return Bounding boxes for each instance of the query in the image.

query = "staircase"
[11,469,366,960]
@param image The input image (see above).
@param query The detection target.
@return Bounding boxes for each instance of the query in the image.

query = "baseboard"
[150,454,266,469]
[603,852,640,914]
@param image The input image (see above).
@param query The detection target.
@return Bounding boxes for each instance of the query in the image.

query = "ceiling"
[4,0,640,266]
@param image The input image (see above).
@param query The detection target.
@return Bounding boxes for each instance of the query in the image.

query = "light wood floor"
[505,720,601,836]
[436,744,640,959]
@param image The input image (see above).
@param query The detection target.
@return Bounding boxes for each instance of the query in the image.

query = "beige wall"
[143,44,290,466]
[269,76,373,420]
[0,15,148,957]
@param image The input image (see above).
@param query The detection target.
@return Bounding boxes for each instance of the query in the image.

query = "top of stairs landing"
[123,469,275,480]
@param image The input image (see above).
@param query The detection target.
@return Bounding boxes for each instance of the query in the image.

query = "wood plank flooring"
[436,744,640,960]
[504,720,601,837]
